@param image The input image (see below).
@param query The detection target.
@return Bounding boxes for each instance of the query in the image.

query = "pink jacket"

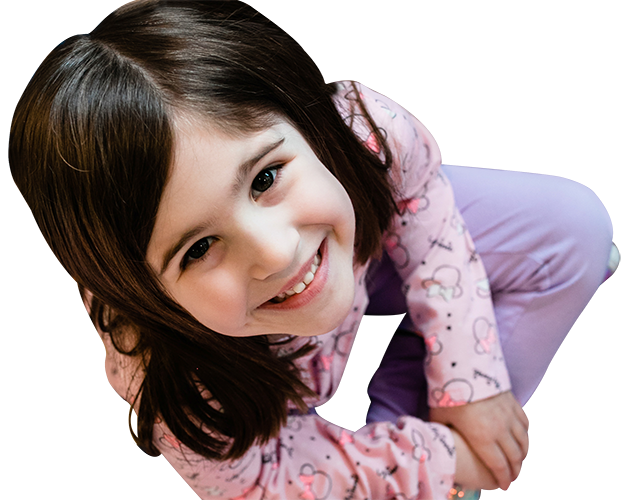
[98,82,511,499]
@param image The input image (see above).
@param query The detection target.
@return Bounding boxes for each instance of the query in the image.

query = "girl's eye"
[251,166,279,198]
[182,237,214,269]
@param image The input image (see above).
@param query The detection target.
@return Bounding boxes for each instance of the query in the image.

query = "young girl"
[5,1,624,499]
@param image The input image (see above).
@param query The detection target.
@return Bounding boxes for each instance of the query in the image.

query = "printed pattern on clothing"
[155,414,456,499]
[330,81,511,407]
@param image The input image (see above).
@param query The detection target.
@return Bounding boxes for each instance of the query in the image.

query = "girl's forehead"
[167,112,307,183]
[172,110,285,142]
[171,118,286,163]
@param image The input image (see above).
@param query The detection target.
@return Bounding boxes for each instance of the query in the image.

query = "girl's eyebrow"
[159,224,207,275]
[231,137,285,196]
[158,137,286,275]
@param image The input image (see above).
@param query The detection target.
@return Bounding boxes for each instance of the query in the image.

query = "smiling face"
[146,116,357,338]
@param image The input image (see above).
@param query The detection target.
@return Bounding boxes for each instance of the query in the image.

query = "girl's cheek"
[177,269,248,335]
[301,165,354,225]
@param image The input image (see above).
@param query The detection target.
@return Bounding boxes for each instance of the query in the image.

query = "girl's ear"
[79,283,94,315]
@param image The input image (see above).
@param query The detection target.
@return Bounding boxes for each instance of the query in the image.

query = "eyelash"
[180,164,285,270]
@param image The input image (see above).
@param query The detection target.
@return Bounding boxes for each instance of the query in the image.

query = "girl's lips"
[258,239,328,311]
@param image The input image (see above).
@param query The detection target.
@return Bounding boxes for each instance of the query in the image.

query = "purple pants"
[365,165,613,424]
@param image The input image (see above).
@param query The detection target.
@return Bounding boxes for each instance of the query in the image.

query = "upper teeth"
[274,253,321,301]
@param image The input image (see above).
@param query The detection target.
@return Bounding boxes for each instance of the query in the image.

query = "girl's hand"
[451,429,498,491]
[430,391,529,491]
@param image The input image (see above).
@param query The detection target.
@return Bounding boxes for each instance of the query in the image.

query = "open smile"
[270,251,321,303]
[259,240,328,310]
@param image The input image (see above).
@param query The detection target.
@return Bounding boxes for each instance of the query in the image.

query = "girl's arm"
[88,293,461,499]
[334,82,527,489]
[155,413,461,499]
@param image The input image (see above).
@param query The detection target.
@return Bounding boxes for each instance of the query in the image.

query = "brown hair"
[9,0,396,461]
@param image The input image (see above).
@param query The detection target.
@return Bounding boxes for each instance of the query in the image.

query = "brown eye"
[182,237,214,269]
[251,167,278,198]
[188,239,210,259]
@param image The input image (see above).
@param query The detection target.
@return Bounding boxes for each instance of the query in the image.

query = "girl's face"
[146,117,357,338]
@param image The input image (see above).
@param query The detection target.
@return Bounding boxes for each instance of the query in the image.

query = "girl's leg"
[442,164,613,404]
[366,165,613,424]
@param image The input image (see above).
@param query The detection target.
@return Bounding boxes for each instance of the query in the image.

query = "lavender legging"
[365,165,613,424]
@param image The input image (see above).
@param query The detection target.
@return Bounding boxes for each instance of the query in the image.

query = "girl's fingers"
[452,430,499,490]
[513,402,530,431]
[482,443,513,490]
[497,428,528,482]
[509,401,530,459]
[512,418,529,459]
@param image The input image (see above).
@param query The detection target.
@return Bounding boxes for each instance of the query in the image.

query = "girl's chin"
[286,284,356,336]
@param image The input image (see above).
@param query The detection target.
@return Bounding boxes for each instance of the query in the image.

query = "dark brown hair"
[9,0,396,461]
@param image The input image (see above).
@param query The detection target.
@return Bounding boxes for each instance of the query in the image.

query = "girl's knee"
[550,176,613,244]
[543,176,613,287]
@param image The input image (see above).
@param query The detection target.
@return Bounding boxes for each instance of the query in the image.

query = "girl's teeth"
[272,252,321,302]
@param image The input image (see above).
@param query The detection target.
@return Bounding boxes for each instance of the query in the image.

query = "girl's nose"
[236,215,299,281]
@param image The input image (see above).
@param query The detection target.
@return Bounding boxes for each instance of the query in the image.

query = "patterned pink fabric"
[328,82,511,408]
[97,81,513,499]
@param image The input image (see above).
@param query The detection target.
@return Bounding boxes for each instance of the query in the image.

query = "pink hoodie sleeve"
[333,81,512,407]
[89,313,457,499]
[154,413,456,499]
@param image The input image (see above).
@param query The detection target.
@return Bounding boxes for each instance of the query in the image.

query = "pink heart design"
[231,485,257,500]
[299,474,315,486]
[299,474,316,500]
[479,327,497,353]
[399,198,421,214]
[438,391,463,407]
[320,353,333,371]
[338,430,353,446]
[162,433,182,449]
[365,133,381,153]
[385,237,398,250]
